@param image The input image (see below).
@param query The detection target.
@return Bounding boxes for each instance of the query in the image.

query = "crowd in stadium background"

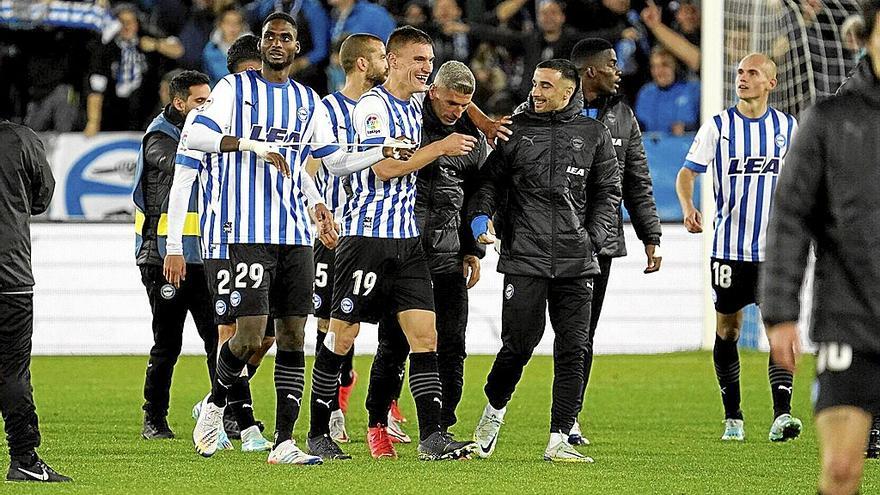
[1,0,707,135]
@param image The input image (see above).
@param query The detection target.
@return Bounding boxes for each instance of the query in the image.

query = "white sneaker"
[768,413,802,442]
[267,439,323,465]
[473,403,505,458]
[544,432,593,463]
[329,410,350,443]
[568,420,590,446]
[241,425,272,452]
[721,418,745,441]
[387,410,411,443]
[193,394,225,457]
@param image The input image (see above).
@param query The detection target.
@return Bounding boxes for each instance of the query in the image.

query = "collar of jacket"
[837,54,880,106]
[162,103,186,129]
[524,90,585,122]
[585,93,623,114]
[422,91,481,137]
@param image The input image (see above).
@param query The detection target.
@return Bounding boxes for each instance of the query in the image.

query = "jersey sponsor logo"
[248,125,302,144]
[363,216,373,231]
[160,284,176,300]
[365,114,382,136]
[313,293,322,309]
[230,290,242,307]
[566,166,585,177]
[341,297,354,313]
[215,300,227,315]
[571,137,585,151]
[611,138,622,147]
[775,134,786,148]
[504,284,515,300]
[727,157,780,175]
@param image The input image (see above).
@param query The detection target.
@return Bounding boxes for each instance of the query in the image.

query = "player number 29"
[234,263,265,289]
[352,269,377,296]
[712,261,732,289]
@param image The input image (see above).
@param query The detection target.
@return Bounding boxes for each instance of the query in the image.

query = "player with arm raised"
[675,53,802,443]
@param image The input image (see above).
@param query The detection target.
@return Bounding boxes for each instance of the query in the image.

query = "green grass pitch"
[4,351,877,494]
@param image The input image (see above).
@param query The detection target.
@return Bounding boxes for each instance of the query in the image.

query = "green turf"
[2,352,876,494]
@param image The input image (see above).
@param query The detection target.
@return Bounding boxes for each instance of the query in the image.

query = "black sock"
[713,335,743,420]
[309,345,344,437]
[315,329,326,351]
[211,342,248,407]
[12,452,37,466]
[340,345,355,387]
[227,377,256,430]
[274,350,305,444]
[246,363,258,379]
[769,355,794,418]
[409,352,442,441]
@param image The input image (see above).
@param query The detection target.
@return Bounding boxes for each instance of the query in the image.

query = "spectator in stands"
[842,13,867,63]
[153,68,184,117]
[443,0,582,100]
[202,8,250,86]
[402,0,429,28]
[85,3,183,135]
[425,0,471,70]
[328,0,396,44]
[635,46,699,135]
[178,0,235,70]
[641,0,700,73]
[22,29,87,132]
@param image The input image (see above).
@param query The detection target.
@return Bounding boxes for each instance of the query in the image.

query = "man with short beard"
[170,12,403,464]
[307,32,397,444]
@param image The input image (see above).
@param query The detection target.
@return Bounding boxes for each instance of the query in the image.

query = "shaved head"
[740,52,777,80]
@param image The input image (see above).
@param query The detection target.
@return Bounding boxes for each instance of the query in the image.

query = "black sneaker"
[7,457,72,482]
[867,416,880,459]
[223,409,241,440]
[417,431,475,461]
[142,412,174,439]
[307,434,352,460]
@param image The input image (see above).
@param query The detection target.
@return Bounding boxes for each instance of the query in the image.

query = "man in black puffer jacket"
[469,59,620,462]
[567,37,662,445]
[364,61,488,448]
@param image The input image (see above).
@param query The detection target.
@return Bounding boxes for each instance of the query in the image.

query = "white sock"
[485,403,506,418]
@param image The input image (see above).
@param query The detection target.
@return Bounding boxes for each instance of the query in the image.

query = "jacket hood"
[836,54,880,105]
[524,90,585,122]
[585,92,624,111]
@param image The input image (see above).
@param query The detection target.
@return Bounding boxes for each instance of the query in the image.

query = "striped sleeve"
[683,120,719,173]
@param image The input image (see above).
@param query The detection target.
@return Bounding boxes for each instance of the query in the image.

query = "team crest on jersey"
[341,298,354,314]
[215,300,227,316]
[775,134,786,148]
[313,293,322,309]
[571,137,585,151]
[365,114,382,136]
[504,284,515,300]
[230,291,241,307]
[298,107,309,122]
[160,284,176,300]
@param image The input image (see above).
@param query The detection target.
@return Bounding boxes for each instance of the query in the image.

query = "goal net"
[723,0,863,117]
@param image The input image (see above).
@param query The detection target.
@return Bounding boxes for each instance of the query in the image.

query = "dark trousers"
[366,271,469,430]
[0,293,40,457]
[575,254,612,415]
[485,274,592,433]
[140,264,218,417]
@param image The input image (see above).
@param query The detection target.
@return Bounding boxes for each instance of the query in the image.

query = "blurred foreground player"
[0,120,70,482]
[762,3,880,493]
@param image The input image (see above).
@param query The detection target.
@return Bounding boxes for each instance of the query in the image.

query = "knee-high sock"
[273,350,305,444]
[409,352,442,441]
[768,355,794,418]
[713,335,743,420]
[211,342,248,407]
[308,345,344,437]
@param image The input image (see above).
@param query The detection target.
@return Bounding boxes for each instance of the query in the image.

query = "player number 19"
[712,261,732,289]
[352,269,377,296]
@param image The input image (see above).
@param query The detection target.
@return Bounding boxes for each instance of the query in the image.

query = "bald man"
[676,53,803,443]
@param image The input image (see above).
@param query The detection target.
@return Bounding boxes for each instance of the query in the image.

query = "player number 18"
[712,261,732,289]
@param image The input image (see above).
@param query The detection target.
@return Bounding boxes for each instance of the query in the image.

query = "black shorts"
[204,258,276,336]
[814,342,880,416]
[313,241,335,320]
[228,244,314,318]
[330,236,434,324]
[710,258,760,314]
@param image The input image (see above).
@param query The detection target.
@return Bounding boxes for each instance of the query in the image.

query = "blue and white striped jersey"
[684,106,797,262]
[316,91,357,220]
[342,85,424,238]
[183,70,339,246]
